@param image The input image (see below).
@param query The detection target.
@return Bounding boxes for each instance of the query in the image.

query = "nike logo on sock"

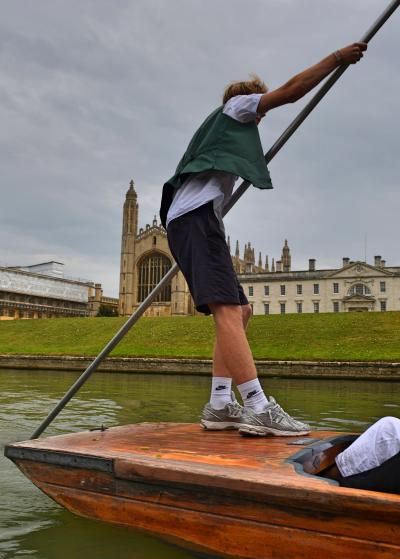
[215,385,227,391]
[246,390,259,399]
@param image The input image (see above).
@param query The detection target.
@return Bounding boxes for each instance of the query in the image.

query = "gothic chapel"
[118,181,194,316]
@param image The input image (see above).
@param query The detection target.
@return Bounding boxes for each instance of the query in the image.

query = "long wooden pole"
[31,0,400,439]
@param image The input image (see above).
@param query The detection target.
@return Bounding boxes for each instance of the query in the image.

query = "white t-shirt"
[166,93,263,232]
[335,416,400,477]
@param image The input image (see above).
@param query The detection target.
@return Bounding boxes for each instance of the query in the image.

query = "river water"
[1,369,399,559]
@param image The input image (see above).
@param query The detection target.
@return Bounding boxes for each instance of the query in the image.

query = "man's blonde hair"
[222,74,267,104]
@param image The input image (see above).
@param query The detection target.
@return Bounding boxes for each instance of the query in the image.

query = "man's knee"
[377,416,400,437]
[210,303,244,326]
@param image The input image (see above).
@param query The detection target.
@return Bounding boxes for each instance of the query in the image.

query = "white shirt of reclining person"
[335,416,400,477]
[166,93,263,234]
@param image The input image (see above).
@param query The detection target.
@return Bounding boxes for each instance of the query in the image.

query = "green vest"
[160,106,273,227]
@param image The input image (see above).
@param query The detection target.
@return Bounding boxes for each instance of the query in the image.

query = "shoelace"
[228,401,243,417]
[266,403,300,425]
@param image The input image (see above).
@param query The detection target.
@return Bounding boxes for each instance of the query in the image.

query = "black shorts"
[338,451,400,494]
[167,202,249,315]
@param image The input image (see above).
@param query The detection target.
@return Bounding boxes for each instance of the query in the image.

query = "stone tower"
[281,239,291,272]
[119,180,138,315]
[243,242,255,273]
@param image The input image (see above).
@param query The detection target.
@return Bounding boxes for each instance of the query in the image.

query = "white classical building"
[238,245,400,315]
[0,262,115,319]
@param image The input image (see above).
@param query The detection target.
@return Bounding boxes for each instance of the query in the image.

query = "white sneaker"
[239,397,311,437]
[201,392,245,430]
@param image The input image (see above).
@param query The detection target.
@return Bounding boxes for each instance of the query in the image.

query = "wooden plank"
[16,459,114,493]
[33,481,400,559]
[15,459,400,546]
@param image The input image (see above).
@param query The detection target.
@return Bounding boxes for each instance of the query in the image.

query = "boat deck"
[6,423,400,559]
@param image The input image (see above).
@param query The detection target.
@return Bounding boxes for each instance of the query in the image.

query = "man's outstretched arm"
[258,43,367,113]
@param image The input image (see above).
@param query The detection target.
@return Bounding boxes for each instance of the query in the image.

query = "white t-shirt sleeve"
[222,93,263,123]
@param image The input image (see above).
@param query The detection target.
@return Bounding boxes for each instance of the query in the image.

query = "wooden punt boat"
[5,423,400,559]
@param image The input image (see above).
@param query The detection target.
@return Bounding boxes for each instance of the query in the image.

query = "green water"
[1,369,399,559]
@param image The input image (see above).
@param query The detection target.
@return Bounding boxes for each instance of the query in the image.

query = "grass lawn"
[1,311,400,361]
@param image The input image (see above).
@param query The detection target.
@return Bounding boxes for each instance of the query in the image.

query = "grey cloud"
[1,0,399,294]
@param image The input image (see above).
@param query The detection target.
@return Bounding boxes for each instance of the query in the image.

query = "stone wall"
[1,354,400,380]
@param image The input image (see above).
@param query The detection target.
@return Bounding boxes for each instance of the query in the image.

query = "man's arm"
[258,43,367,113]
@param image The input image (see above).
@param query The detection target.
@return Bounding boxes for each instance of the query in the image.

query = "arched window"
[349,283,371,296]
[137,252,172,303]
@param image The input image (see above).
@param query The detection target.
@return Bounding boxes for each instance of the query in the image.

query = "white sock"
[210,377,232,410]
[237,378,269,413]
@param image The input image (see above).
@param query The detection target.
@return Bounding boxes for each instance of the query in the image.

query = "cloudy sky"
[1,0,399,296]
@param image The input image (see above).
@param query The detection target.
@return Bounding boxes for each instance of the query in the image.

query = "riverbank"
[1,312,400,361]
[1,354,400,380]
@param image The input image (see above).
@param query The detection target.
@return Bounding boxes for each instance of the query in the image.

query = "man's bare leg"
[205,302,268,415]
[212,304,252,377]
[202,302,311,435]
[209,305,253,409]
[210,303,258,385]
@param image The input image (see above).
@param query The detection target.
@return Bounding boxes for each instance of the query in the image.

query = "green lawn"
[1,312,400,361]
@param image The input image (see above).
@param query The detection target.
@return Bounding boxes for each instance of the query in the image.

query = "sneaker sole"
[238,424,311,437]
[201,420,241,430]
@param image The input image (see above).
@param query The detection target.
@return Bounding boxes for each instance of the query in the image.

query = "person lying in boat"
[325,416,400,494]
[160,42,367,437]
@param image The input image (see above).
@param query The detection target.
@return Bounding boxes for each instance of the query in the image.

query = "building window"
[296,302,302,314]
[313,284,319,295]
[280,303,286,314]
[153,236,157,246]
[313,302,319,313]
[296,284,302,295]
[349,283,371,296]
[280,285,286,296]
[333,283,339,294]
[380,281,386,293]
[333,301,340,313]
[137,252,172,303]
[264,303,269,315]
[248,286,254,297]
[380,300,387,312]
[264,285,269,296]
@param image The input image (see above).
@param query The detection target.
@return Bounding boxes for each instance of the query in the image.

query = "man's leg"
[209,305,254,409]
[212,304,252,376]
[207,302,311,436]
[337,417,400,494]
[210,303,269,413]
[211,303,257,384]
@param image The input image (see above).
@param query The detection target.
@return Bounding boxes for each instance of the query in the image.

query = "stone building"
[0,261,117,320]
[238,241,400,315]
[118,181,194,317]
[118,182,398,317]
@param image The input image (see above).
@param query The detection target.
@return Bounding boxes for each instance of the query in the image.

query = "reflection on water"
[1,368,399,559]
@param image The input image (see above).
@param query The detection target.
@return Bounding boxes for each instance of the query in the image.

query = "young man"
[160,42,367,436]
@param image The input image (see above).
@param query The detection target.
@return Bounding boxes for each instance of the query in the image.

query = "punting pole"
[31,0,400,439]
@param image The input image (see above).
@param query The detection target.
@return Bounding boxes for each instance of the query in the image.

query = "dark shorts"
[167,202,249,315]
[338,451,400,494]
